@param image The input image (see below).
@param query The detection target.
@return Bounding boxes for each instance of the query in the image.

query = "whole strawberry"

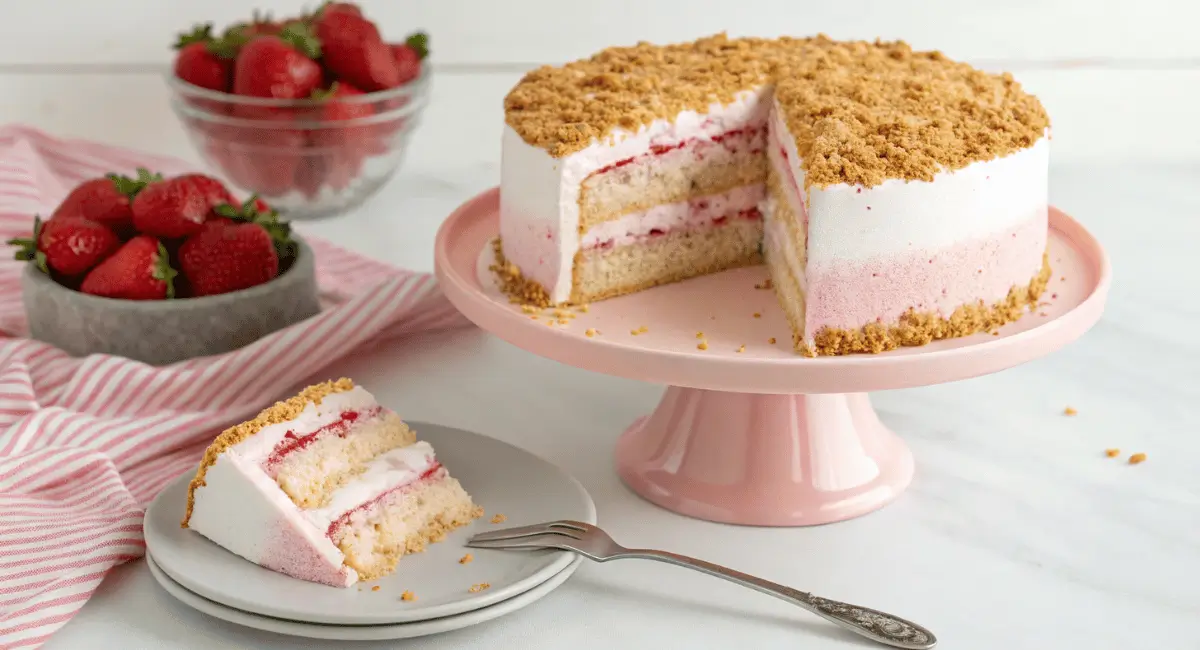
[391,32,429,85]
[233,25,324,99]
[314,9,400,91]
[180,221,280,296]
[173,24,237,92]
[80,236,177,300]
[174,173,234,215]
[8,216,119,277]
[51,169,160,231]
[132,177,209,238]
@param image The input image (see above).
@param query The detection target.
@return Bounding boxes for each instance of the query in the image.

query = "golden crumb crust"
[181,378,357,528]
[503,33,1049,188]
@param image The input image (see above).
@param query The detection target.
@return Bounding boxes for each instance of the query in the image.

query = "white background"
[4,2,1199,649]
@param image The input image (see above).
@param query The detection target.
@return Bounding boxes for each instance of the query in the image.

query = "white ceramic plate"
[146,552,582,640]
[143,421,595,625]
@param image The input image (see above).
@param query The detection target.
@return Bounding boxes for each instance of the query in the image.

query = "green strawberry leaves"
[213,195,297,263]
[6,216,48,274]
[108,168,163,199]
[280,22,322,59]
[153,242,179,299]
[405,31,429,60]
[175,23,216,50]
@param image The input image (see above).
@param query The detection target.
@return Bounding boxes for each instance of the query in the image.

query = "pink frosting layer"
[261,521,354,587]
[805,212,1047,334]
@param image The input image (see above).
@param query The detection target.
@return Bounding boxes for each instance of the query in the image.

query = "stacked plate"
[142,423,595,640]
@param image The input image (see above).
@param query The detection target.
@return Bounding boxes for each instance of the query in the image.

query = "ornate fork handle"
[619,549,936,649]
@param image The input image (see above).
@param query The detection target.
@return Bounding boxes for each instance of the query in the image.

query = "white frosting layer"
[233,386,377,461]
[305,442,436,528]
[189,451,354,583]
[768,102,1051,267]
[579,185,764,250]
[499,88,770,302]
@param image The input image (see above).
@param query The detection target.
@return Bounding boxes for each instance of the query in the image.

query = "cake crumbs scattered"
[529,315,538,320]
[579,304,590,313]
[557,319,570,325]
[737,344,746,353]
[401,590,417,602]
[1105,448,1120,458]
[768,337,777,344]
[371,585,381,592]
[1128,453,1147,465]
[1060,276,1066,281]
[696,331,705,339]
[521,305,540,314]
[755,279,774,290]
[1063,406,1077,416]
[490,513,507,524]
[630,325,649,336]
[753,312,762,319]
[697,341,709,351]
[545,321,555,327]
[459,554,474,565]
[585,328,597,337]
[469,583,491,593]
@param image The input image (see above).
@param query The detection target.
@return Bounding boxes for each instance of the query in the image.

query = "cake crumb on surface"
[401,591,416,602]
[737,344,746,353]
[1064,406,1077,416]
[579,304,590,312]
[755,279,773,290]
[586,328,597,337]
[459,554,474,565]
[469,583,491,593]
[697,341,709,351]
[696,331,705,338]
[768,337,777,344]
[490,513,507,524]
[371,585,381,592]
[1128,453,1147,465]
[557,318,570,325]
[1105,448,1120,458]
[753,312,762,319]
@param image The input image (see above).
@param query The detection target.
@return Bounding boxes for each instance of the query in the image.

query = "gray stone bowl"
[21,237,321,366]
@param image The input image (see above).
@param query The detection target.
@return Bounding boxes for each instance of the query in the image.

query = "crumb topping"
[468,583,491,593]
[401,590,417,601]
[504,34,1049,187]
[1128,453,1147,465]
[489,513,507,524]
[181,378,356,528]
[459,554,474,565]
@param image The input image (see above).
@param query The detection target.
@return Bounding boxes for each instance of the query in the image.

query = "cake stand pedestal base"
[615,388,914,526]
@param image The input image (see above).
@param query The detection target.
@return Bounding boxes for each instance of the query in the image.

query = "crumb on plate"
[1064,406,1077,416]
[697,341,708,350]
[460,554,474,565]
[490,513,507,524]
[371,585,381,592]
[1104,448,1120,458]
[1128,452,1147,465]
[401,590,416,602]
[468,583,491,593]
[768,337,777,344]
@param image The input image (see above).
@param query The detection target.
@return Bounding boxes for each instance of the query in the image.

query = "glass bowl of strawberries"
[167,3,429,220]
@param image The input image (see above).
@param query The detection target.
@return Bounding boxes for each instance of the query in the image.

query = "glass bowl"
[167,71,429,220]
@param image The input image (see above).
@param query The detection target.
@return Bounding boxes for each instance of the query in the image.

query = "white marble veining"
[7,66,1197,650]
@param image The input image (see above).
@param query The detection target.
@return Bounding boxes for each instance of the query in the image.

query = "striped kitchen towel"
[0,126,472,648]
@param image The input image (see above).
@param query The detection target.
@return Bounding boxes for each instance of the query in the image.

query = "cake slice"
[181,379,482,587]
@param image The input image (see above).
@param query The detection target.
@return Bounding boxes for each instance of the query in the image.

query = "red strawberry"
[179,221,279,296]
[314,11,400,91]
[390,32,429,85]
[49,169,158,231]
[233,26,323,99]
[174,173,235,214]
[225,10,283,40]
[252,197,271,213]
[80,236,177,300]
[173,24,236,92]
[132,178,209,238]
[319,2,362,17]
[8,215,119,277]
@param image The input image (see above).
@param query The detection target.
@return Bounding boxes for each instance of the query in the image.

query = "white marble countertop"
[4,64,1197,649]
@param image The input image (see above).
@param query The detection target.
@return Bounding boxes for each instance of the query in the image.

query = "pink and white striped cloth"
[0,126,472,648]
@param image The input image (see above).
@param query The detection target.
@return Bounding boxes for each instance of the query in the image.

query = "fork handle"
[618,549,936,649]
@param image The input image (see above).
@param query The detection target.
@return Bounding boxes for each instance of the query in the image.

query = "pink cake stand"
[434,188,1111,526]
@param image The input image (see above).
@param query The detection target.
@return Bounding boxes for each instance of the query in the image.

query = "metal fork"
[468,520,936,649]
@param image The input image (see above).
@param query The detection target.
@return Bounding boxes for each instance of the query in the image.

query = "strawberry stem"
[108,168,163,199]
[153,242,179,299]
[175,23,215,50]
[405,31,430,60]
[280,22,322,59]
[6,216,48,274]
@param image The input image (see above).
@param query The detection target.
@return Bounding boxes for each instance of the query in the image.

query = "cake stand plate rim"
[434,186,1111,394]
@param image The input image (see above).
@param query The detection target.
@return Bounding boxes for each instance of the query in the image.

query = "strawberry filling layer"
[581,185,765,251]
[325,464,445,539]
[591,127,765,177]
[263,406,383,474]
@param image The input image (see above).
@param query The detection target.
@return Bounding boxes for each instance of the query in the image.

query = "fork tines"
[467,520,588,544]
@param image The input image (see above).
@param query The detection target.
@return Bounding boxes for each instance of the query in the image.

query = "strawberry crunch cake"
[495,34,1052,356]
[181,379,482,587]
